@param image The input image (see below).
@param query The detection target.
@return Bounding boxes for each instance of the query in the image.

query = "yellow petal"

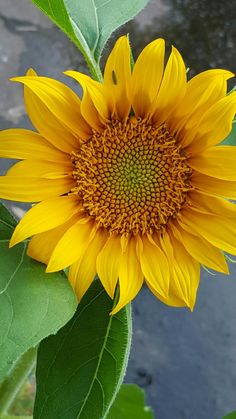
[189,189,236,218]
[151,46,187,125]
[27,218,77,264]
[147,282,186,308]
[137,235,169,298]
[46,219,94,272]
[187,92,236,153]
[0,176,75,202]
[169,69,234,138]
[111,237,143,315]
[131,38,165,117]
[179,207,236,256]
[65,71,110,122]
[160,231,200,309]
[151,232,188,308]
[79,88,104,130]
[104,35,132,119]
[192,171,236,200]
[24,69,81,152]
[68,228,108,301]
[10,196,80,246]
[11,75,91,138]
[6,159,72,179]
[0,129,68,163]
[167,231,200,310]
[149,232,199,309]
[96,235,121,299]
[189,145,236,180]
[171,221,228,273]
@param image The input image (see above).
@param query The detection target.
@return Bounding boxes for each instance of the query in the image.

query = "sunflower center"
[71,117,192,235]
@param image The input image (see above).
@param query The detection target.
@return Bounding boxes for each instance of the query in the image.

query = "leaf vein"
[76,311,116,417]
[0,244,26,295]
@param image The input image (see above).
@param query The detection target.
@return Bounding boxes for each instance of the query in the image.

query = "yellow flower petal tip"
[110,307,119,316]
[9,236,18,248]
[45,263,58,274]
[26,68,37,76]
[1,36,236,313]
[9,68,37,82]
[9,76,24,83]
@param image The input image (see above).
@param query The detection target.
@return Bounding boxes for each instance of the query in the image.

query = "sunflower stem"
[0,347,37,416]
[86,58,103,82]
[80,50,103,82]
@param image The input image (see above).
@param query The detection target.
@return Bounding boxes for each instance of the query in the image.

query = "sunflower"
[0,36,236,314]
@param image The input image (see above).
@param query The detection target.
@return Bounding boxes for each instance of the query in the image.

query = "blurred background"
[0,0,236,417]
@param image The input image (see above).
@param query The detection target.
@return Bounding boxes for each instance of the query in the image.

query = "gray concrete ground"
[0,1,236,418]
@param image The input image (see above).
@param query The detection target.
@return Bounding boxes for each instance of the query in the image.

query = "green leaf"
[223,412,236,419]
[31,0,78,50]
[0,203,77,381]
[64,0,150,60]
[31,0,149,78]
[107,384,154,419]
[34,279,131,419]
[222,120,236,145]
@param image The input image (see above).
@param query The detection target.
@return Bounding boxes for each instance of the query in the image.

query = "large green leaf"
[31,0,78,48]
[31,0,149,76]
[34,279,131,419]
[0,203,77,380]
[107,384,154,419]
[64,0,150,60]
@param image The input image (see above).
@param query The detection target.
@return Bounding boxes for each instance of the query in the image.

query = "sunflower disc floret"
[71,118,192,235]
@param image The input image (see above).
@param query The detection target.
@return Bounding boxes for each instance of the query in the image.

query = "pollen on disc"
[71,117,192,235]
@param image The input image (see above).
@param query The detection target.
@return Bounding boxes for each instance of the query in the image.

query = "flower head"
[0,36,236,313]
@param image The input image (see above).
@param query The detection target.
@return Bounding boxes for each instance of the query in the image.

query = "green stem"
[76,43,103,82]
[86,56,103,82]
[0,347,37,416]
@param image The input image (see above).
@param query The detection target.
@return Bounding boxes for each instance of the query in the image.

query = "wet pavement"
[0,1,236,418]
